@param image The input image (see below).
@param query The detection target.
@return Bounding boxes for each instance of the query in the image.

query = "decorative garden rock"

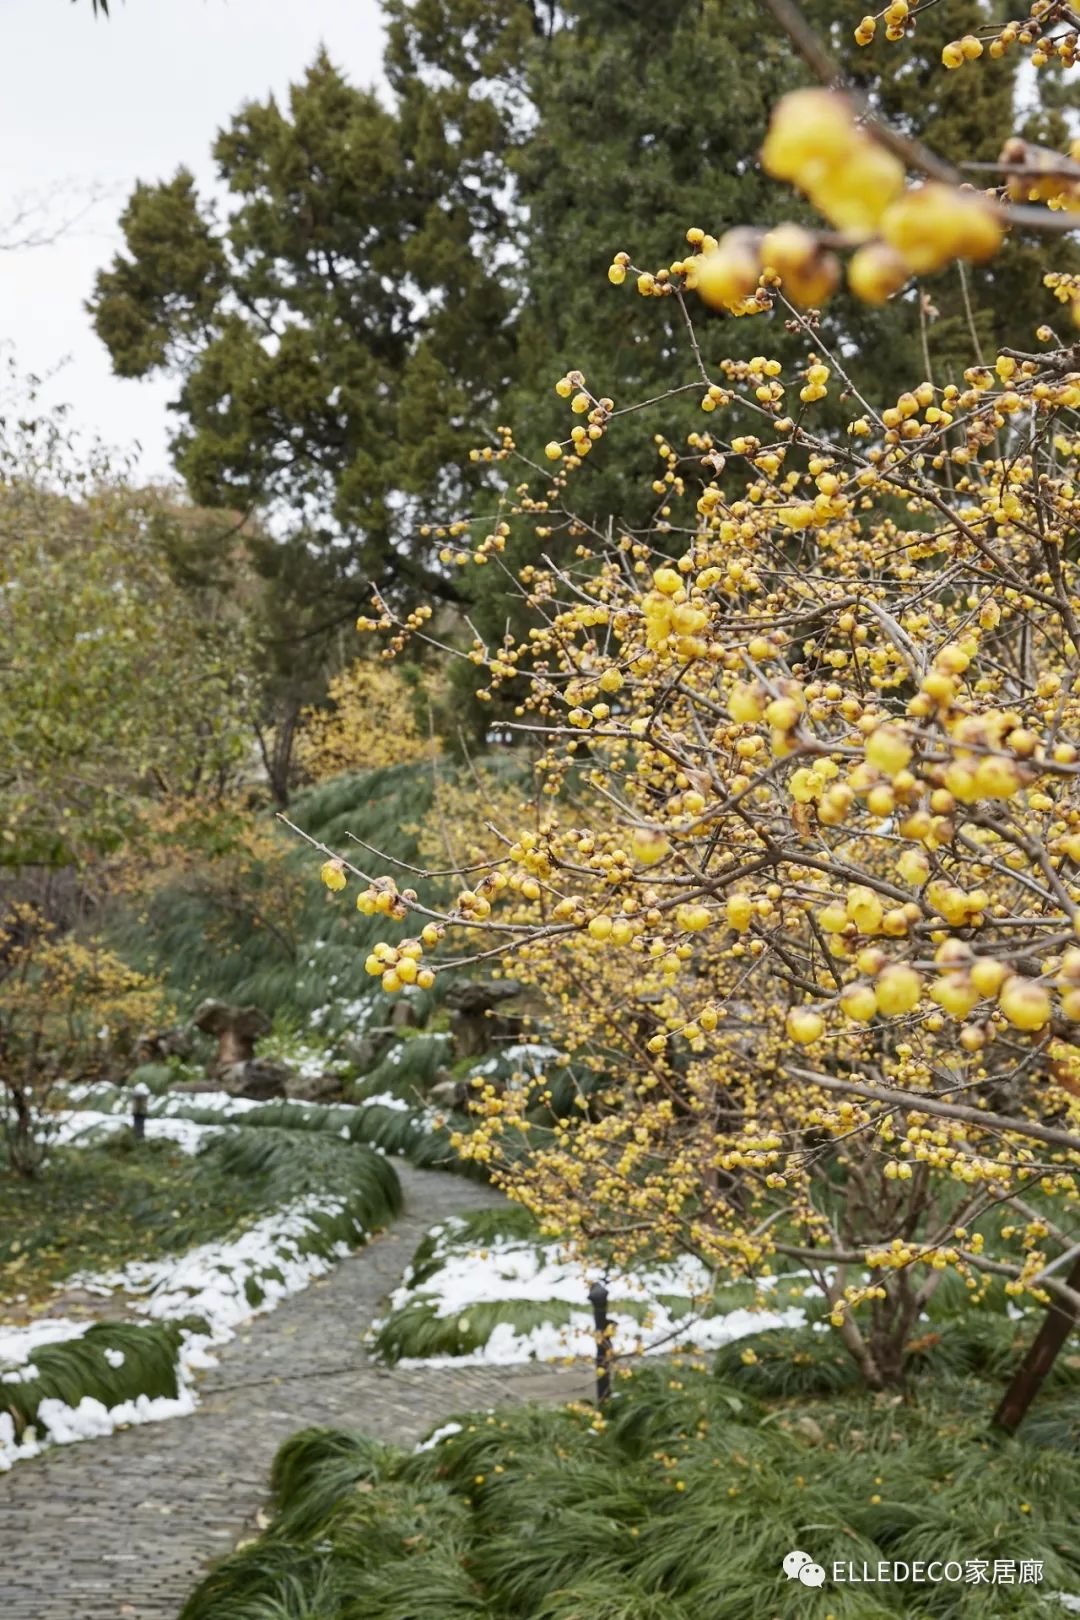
[193,1000,271,1076]
[218,1057,291,1100]
[444,979,522,1058]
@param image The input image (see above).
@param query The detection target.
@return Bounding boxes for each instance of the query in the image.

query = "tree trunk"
[254,698,299,808]
[5,1084,42,1178]
[994,1254,1080,1433]
[268,701,298,808]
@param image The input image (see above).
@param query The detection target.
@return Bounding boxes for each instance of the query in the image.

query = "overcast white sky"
[0,0,386,479]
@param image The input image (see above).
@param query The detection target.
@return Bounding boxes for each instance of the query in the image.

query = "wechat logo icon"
[783,1549,827,1588]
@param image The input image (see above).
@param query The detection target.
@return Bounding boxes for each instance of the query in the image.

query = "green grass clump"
[353,1031,454,1101]
[0,1124,401,1306]
[145,1088,490,1181]
[204,1128,401,1234]
[104,762,529,1033]
[371,1212,783,1365]
[179,1356,1080,1620]
[371,1296,578,1363]
[1,1320,187,1439]
[713,1323,863,1398]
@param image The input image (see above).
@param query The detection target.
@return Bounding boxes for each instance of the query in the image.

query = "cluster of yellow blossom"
[612,232,769,318]
[857,0,1074,70]
[363,938,435,993]
[761,90,1003,302]
[544,372,614,466]
[1045,269,1080,330]
[854,0,917,46]
[1001,137,1080,214]
[608,88,1012,315]
[302,192,1080,1385]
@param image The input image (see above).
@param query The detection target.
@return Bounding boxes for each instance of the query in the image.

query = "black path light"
[131,1080,149,1141]
[587,1278,613,1404]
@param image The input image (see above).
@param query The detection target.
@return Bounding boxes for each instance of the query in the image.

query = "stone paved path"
[0,1163,593,1620]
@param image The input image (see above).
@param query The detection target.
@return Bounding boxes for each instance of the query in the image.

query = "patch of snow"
[75,1196,361,1344]
[358,1091,410,1113]
[414,1420,463,1452]
[503,1043,564,1067]
[57,1089,441,1155]
[35,1387,197,1444]
[0,1375,199,1471]
[158,1090,265,1117]
[0,1317,89,1368]
[311,994,375,1034]
[0,1364,40,1384]
[390,1303,805,1369]
[468,1043,564,1081]
[376,1223,808,1367]
[50,1109,224,1155]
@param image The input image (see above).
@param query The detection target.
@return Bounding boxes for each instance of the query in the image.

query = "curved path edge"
[0,1164,592,1620]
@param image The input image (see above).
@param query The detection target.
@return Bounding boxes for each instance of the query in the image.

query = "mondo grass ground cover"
[1,1318,193,1469]
[0,1126,401,1467]
[0,1125,400,1307]
[104,760,519,1037]
[369,1212,1061,1396]
[369,1206,812,1366]
[64,1081,490,1181]
[179,1353,1080,1620]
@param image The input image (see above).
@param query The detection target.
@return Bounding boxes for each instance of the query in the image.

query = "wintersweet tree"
[0,408,250,871]
[294,0,1080,1406]
[295,661,437,784]
[0,907,171,1176]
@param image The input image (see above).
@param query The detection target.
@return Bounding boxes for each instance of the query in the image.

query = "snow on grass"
[466,1042,564,1080]
[373,1217,811,1367]
[50,1108,225,1154]
[414,1420,463,1453]
[56,1087,447,1171]
[256,1030,352,1082]
[0,1195,369,1471]
[20,1386,196,1447]
[0,1320,199,1471]
[0,1316,89,1368]
[309,991,374,1033]
[64,1082,262,1117]
[0,1384,198,1470]
[357,1091,411,1113]
[77,1194,361,1343]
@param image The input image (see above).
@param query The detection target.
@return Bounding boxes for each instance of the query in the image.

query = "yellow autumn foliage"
[295,661,436,783]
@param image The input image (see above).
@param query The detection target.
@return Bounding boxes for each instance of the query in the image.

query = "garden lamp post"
[588,1279,613,1405]
[131,1081,149,1141]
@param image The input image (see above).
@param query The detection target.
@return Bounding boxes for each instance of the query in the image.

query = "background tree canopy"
[0,411,251,870]
[87,0,1080,776]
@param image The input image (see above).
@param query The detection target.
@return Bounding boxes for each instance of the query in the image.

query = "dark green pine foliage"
[505,0,814,518]
[503,0,1063,493]
[89,51,516,607]
[849,0,1080,379]
[90,0,1080,748]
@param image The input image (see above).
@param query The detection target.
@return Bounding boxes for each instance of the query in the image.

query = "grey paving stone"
[0,1164,589,1620]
